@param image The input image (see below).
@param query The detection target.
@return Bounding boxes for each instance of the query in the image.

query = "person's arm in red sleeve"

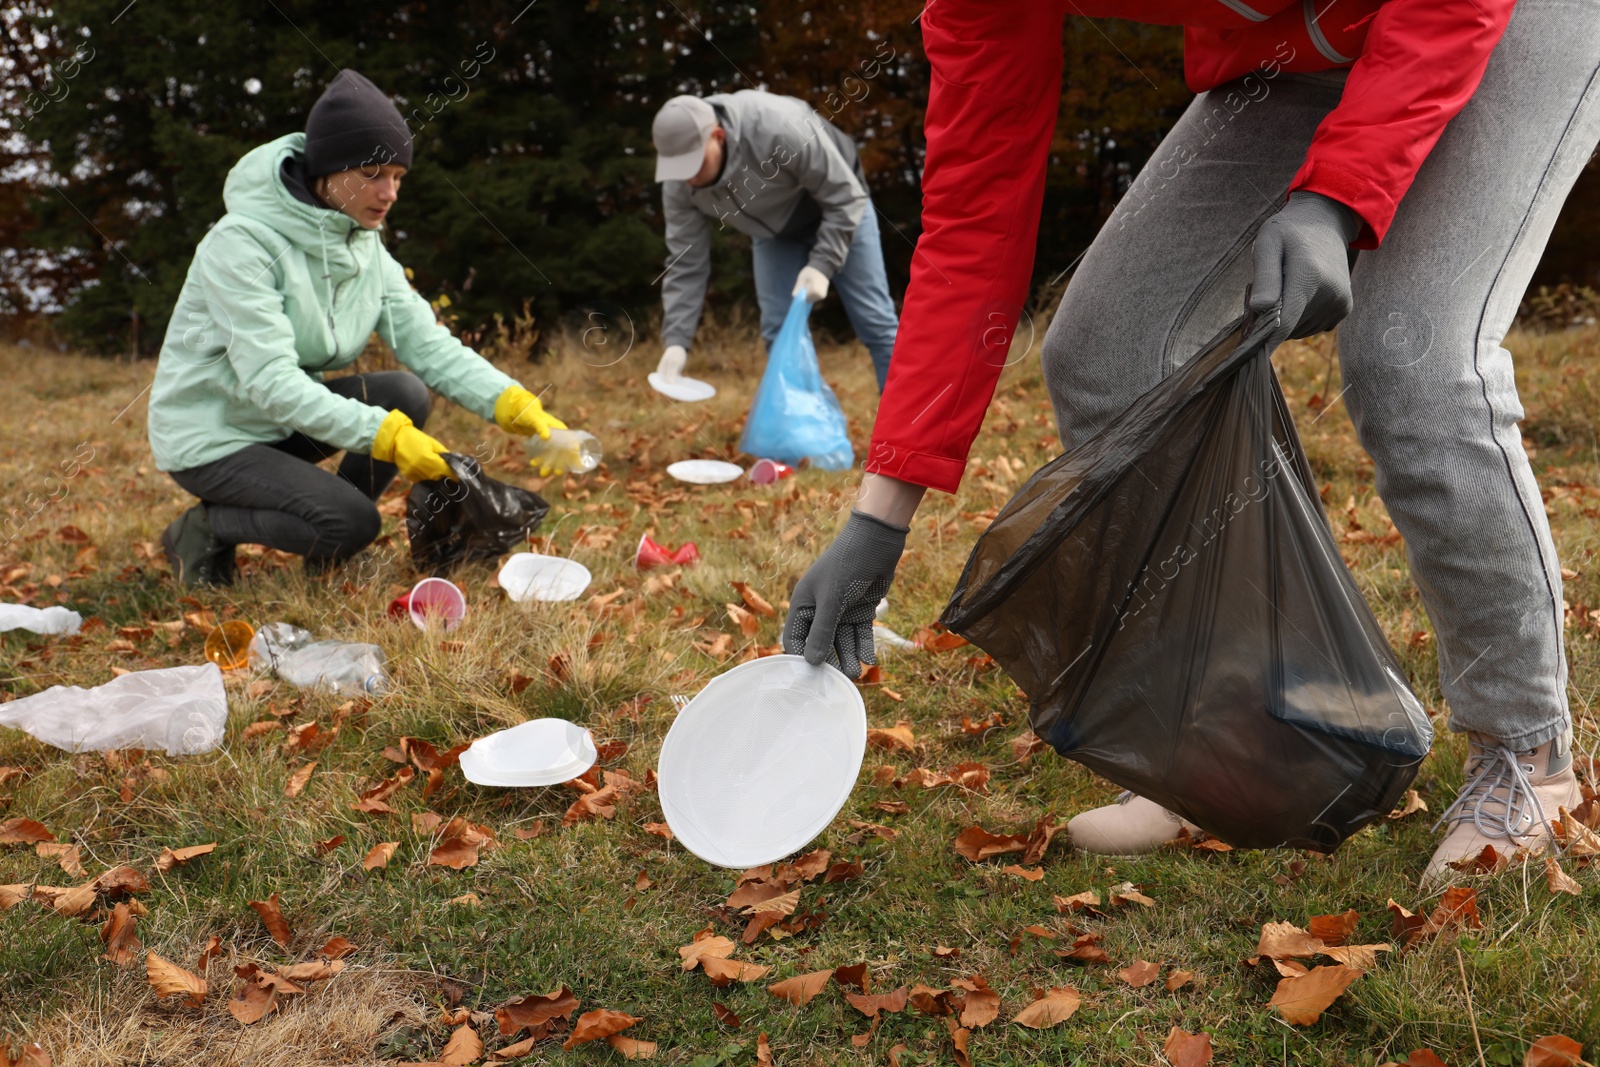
[863,0,1067,496]
[1290,0,1517,248]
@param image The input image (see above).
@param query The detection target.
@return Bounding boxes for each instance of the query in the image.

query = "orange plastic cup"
[204,620,255,671]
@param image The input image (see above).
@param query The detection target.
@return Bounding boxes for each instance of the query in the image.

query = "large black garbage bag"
[406,453,550,575]
[941,315,1430,851]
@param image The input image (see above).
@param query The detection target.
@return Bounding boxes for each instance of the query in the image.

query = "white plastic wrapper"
[0,604,83,636]
[0,663,227,755]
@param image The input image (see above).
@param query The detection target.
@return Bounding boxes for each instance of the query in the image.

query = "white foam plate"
[649,373,717,402]
[460,718,597,787]
[498,553,592,603]
[657,655,866,868]
[667,459,745,485]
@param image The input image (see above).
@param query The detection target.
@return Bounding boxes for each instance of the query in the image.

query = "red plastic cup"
[636,533,700,571]
[748,458,794,485]
[406,577,467,630]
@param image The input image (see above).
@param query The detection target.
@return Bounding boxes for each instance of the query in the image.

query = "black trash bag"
[941,315,1430,852]
[406,453,550,575]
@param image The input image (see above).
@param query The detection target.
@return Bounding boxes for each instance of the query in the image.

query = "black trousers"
[168,372,432,564]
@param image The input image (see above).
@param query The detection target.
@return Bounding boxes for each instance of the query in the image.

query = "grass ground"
[0,315,1596,1067]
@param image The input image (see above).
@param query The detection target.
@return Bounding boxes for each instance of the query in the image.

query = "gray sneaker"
[160,504,235,588]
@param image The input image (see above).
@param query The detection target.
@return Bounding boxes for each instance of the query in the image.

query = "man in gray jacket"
[652,91,899,392]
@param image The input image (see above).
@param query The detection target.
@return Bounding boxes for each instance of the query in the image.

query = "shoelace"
[1431,742,1556,845]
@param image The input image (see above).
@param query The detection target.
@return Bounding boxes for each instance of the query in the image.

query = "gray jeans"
[1041,0,1600,751]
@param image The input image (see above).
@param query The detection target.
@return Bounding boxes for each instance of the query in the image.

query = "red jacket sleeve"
[1290,0,1516,247]
[863,0,1065,494]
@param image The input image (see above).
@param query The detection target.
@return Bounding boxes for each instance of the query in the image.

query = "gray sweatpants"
[1041,0,1600,751]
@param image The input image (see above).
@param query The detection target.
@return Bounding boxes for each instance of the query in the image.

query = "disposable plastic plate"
[498,553,592,603]
[667,459,745,485]
[460,718,597,787]
[658,655,866,868]
[649,373,717,402]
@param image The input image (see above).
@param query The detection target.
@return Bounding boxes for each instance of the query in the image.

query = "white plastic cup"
[408,577,467,631]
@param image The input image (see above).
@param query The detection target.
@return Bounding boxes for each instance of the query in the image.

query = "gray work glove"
[1248,191,1361,349]
[783,510,909,679]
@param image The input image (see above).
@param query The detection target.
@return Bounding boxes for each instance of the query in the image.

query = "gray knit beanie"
[304,69,413,177]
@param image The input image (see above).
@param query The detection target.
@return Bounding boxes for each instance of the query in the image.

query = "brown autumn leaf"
[439,1022,483,1066]
[36,842,84,878]
[1012,986,1082,1027]
[787,849,832,883]
[430,818,495,869]
[700,957,772,986]
[362,842,399,871]
[497,986,581,1036]
[952,826,1029,862]
[247,893,292,947]
[1000,865,1045,881]
[1107,882,1155,907]
[909,984,957,1015]
[33,883,96,917]
[743,888,800,917]
[607,1035,659,1059]
[947,762,991,794]
[679,933,738,972]
[768,969,834,1007]
[1382,1050,1450,1067]
[1164,1026,1213,1067]
[284,761,316,798]
[1256,921,1325,960]
[1555,807,1600,856]
[154,843,218,872]
[1388,789,1428,819]
[318,935,356,960]
[314,835,345,855]
[712,1002,742,1028]
[277,960,345,982]
[1165,969,1195,992]
[1054,890,1102,913]
[1545,857,1583,896]
[832,963,870,994]
[193,934,222,972]
[1055,933,1111,964]
[1022,814,1067,865]
[951,975,1000,1028]
[99,902,142,965]
[642,821,674,841]
[1320,943,1392,972]
[562,1009,640,1050]
[0,818,54,845]
[0,884,33,911]
[949,1022,972,1067]
[1010,730,1049,767]
[873,800,911,815]
[757,1032,775,1067]
[563,783,621,826]
[1268,963,1362,1025]
[228,972,279,1025]
[1447,843,1510,874]
[1523,1035,1589,1067]
[731,580,777,617]
[726,602,761,638]
[866,721,917,753]
[147,952,207,1007]
[845,986,909,1019]
[1118,960,1161,988]
[1307,909,1360,946]
[824,859,864,883]
[93,865,151,898]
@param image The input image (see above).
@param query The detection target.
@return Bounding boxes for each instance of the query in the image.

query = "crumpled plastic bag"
[941,315,1431,852]
[739,293,854,470]
[248,622,386,695]
[0,663,227,755]
[406,453,551,575]
[0,604,83,635]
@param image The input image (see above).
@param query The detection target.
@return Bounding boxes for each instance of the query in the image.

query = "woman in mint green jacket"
[149,70,561,587]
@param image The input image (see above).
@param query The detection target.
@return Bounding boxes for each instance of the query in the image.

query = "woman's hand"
[495,385,567,440]
[371,409,452,482]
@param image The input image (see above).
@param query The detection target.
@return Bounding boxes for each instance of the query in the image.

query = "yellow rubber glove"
[494,385,567,440]
[371,409,452,482]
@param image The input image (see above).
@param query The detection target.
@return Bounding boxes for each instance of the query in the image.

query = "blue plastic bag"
[739,294,855,470]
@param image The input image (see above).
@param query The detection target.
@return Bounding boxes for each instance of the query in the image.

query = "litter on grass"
[666,459,744,485]
[0,663,226,755]
[248,622,386,696]
[459,718,598,787]
[0,604,83,636]
[636,534,700,570]
[498,553,592,603]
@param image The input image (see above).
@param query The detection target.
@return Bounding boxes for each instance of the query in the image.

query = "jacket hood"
[222,132,361,251]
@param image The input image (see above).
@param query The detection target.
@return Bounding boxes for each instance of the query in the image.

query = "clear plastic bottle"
[249,622,386,695]
[524,428,602,474]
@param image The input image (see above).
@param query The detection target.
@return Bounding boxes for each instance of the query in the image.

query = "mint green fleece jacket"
[147,132,516,472]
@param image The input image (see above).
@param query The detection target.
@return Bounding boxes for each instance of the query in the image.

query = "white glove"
[793,266,829,304]
[656,344,687,381]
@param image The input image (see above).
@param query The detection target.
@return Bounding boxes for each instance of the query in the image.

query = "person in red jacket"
[783,0,1600,883]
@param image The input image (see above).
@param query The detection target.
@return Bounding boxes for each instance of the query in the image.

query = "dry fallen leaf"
[228,969,279,1025]
[100,902,142,965]
[284,761,316,798]
[147,952,206,1007]
[1307,909,1360,946]
[844,986,909,1020]
[731,580,776,617]
[93,865,151,899]
[1107,882,1155,907]
[712,1001,742,1028]
[277,960,344,982]
[0,884,32,911]
[1165,969,1195,992]
[1012,986,1082,1027]
[247,893,291,948]
[1054,891,1101,913]
[439,1021,483,1066]
[430,818,495,869]
[1523,1035,1589,1067]
[679,934,738,972]
[951,975,1000,1028]
[701,957,772,986]
[497,986,581,1037]
[1164,1026,1213,1067]
[1268,963,1362,1025]
[363,842,399,871]
[36,842,84,878]
[952,826,1029,862]
[1054,933,1111,964]
[768,969,834,1007]
[154,843,217,872]
[1388,789,1428,819]
[562,1009,640,1050]
[1256,921,1325,960]
[608,1035,659,1059]
[866,721,917,753]
[1117,959,1160,988]
[0,818,54,845]
[1545,857,1583,896]
[33,883,96,917]
[757,1032,775,1067]
[1000,865,1044,881]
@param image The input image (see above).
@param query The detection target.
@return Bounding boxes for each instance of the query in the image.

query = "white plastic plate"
[667,459,745,485]
[657,655,866,868]
[498,553,592,603]
[460,718,597,787]
[649,373,717,402]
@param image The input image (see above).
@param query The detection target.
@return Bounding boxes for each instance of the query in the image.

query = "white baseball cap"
[653,95,717,182]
